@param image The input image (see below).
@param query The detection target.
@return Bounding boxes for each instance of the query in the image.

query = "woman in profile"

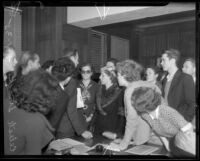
[4,69,62,155]
[110,59,161,151]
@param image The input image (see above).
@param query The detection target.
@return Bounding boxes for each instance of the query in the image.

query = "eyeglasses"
[81,70,91,74]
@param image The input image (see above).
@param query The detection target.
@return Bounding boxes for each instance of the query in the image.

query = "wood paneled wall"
[22,8,195,69]
[22,7,89,65]
[132,20,195,68]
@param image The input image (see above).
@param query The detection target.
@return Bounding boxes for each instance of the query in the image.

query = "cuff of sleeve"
[181,123,193,132]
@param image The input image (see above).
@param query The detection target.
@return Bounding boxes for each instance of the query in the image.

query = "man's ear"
[155,74,158,78]
[171,58,176,65]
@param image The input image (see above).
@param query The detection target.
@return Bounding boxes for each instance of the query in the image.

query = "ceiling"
[67,2,195,28]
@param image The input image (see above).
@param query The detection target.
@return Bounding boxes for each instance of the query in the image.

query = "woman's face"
[81,66,92,81]
[100,71,110,85]
[30,55,41,70]
[106,61,115,71]
[182,61,195,76]
[3,48,18,73]
[146,68,157,82]
[117,72,126,86]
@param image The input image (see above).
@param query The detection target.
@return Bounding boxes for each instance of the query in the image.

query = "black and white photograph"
[2,1,199,159]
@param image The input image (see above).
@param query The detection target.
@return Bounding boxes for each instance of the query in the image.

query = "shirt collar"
[166,68,178,81]
[149,106,160,120]
[59,83,64,90]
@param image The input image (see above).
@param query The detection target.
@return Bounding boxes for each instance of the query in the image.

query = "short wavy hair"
[116,59,143,82]
[131,87,161,113]
[51,57,76,81]
[12,69,62,115]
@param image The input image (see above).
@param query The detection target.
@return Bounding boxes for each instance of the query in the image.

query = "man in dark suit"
[161,49,195,122]
[52,49,93,139]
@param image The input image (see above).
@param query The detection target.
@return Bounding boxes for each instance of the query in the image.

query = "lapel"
[162,76,167,97]
[168,70,181,95]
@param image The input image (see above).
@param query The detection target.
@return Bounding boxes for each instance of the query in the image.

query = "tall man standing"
[161,49,195,122]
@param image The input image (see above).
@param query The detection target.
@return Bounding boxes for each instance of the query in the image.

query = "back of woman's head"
[116,59,143,82]
[51,56,76,81]
[131,87,161,113]
[16,69,61,115]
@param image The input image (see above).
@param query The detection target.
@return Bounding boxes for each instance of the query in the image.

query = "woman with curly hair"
[110,59,161,151]
[4,69,61,155]
[132,87,195,157]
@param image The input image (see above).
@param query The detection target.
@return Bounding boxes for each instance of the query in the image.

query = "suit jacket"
[162,70,195,122]
[56,78,87,139]
[46,90,69,133]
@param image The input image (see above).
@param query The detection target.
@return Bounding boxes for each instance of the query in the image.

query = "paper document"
[125,145,159,155]
[49,138,84,151]
[49,139,72,151]
[61,138,84,146]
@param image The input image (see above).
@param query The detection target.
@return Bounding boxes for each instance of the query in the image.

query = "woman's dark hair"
[12,69,61,115]
[51,57,76,81]
[145,65,161,81]
[146,65,160,75]
[131,87,161,113]
[41,59,55,70]
[79,62,94,73]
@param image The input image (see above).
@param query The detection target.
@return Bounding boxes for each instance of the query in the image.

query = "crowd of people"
[3,46,196,157]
